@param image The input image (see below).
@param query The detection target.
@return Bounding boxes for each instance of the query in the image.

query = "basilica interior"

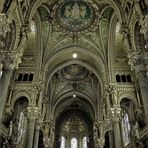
[0,0,148,148]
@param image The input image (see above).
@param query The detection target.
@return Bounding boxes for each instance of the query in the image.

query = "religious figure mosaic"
[56,0,95,32]
[60,64,90,82]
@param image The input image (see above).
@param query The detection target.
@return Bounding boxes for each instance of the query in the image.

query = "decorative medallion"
[60,64,89,82]
[55,0,97,32]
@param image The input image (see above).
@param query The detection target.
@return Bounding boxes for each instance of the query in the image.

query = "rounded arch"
[11,91,31,108]
[28,2,51,23]
[43,46,106,73]
[54,109,94,148]
[118,92,138,108]
[108,13,118,82]
[53,92,96,121]
[28,0,125,26]
[44,57,104,97]
[46,59,102,82]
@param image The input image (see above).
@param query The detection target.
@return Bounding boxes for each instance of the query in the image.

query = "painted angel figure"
[64,6,71,18]
[80,5,86,18]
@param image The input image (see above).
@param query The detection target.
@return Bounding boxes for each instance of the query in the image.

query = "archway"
[54,106,94,148]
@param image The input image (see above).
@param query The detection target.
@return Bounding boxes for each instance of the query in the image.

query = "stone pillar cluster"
[111,106,122,148]
[128,52,148,121]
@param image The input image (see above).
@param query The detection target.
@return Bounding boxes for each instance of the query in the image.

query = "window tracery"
[17,112,26,144]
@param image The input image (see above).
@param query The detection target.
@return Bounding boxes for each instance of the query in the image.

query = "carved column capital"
[128,51,147,75]
[0,51,22,69]
[43,138,51,148]
[98,137,105,148]
[27,106,40,119]
[111,105,121,122]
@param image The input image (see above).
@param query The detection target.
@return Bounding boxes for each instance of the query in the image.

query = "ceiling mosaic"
[54,0,99,33]
[59,64,90,82]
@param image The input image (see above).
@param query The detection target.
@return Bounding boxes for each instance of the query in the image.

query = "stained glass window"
[71,138,77,148]
[0,70,2,79]
[83,137,87,148]
[30,20,36,32]
[17,112,26,144]
[121,110,130,146]
[61,136,66,148]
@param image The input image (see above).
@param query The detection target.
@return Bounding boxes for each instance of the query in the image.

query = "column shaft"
[26,119,35,148]
[0,68,12,121]
[137,71,148,120]
[109,130,115,148]
[113,120,122,148]
[33,128,40,148]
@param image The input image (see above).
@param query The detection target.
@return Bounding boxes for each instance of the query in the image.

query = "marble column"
[33,125,40,148]
[136,68,148,120]
[128,52,148,121]
[27,118,36,148]
[109,130,115,148]
[33,119,43,148]
[111,106,122,148]
[0,63,13,122]
[26,107,39,148]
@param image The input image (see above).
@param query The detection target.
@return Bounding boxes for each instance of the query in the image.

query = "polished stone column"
[27,118,36,148]
[136,69,148,120]
[33,120,42,148]
[128,52,148,121]
[109,130,115,148]
[111,106,122,148]
[26,107,39,148]
[0,63,13,122]
[33,126,40,148]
